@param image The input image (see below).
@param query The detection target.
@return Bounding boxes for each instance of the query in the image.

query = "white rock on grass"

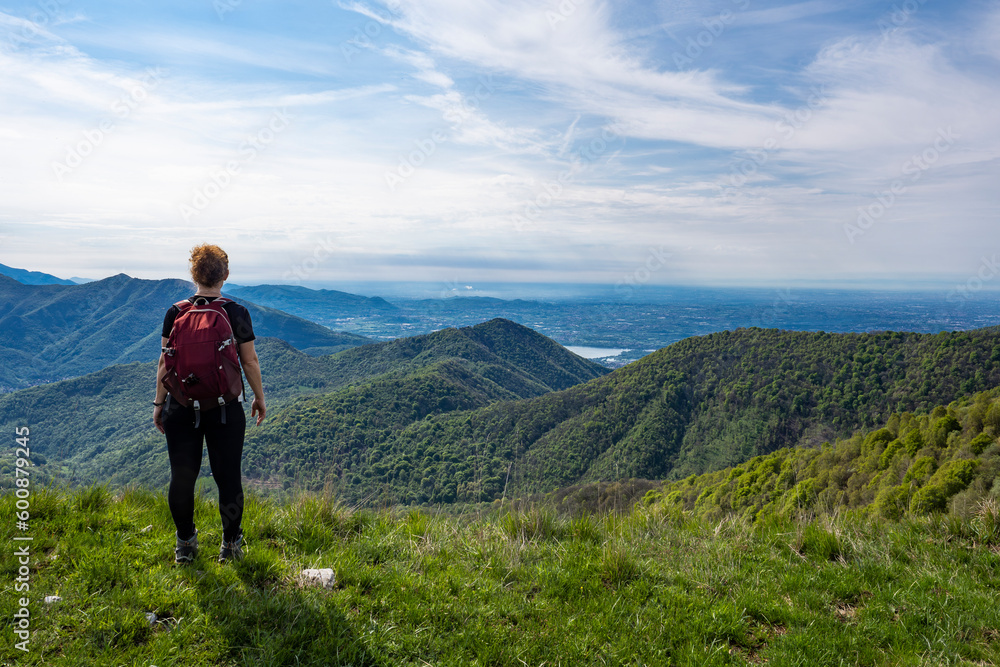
[300,568,336,589]
[44,596,62,604]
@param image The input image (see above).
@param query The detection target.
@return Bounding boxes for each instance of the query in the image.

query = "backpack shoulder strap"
[191,297,236,337]
[166,300,194,342]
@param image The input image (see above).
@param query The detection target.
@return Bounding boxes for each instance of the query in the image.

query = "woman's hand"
[153,404,165,434]
[251,396,266,426]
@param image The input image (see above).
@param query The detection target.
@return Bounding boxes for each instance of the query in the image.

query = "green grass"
[2,486,1000,666]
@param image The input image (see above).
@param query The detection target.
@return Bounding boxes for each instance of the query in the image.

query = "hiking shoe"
[219,534,244,563]
[174,529,198,564]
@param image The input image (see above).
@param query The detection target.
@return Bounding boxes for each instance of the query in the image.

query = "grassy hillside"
[0,320,607,490]
[649,388,1000,524]
[270,327,1000,505]
[1,485,998,666]
[0,273,370,391]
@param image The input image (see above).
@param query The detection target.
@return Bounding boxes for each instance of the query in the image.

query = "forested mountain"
[0,274,370,391]
[254,327,1000,505]
[0,319,608,488]
[4,323,998,508]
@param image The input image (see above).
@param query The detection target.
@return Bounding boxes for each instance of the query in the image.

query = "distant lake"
[566,346,627,359]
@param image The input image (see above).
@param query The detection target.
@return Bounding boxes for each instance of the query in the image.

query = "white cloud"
[1,1,999,286]
[362,0,780,149]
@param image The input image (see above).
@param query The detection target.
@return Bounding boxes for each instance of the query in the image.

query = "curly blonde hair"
[189,244,229,287]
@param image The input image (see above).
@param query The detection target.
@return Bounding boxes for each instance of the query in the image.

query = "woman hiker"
[152,244,266,563]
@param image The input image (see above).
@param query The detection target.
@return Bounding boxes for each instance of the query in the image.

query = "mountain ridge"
[298,326,1000,504]
[0,262,76,285]
[0,319,608,489]
[0,274,372,391]
[3,317,997,508]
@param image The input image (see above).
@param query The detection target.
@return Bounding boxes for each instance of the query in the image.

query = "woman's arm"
[153,336,169,434]
[239,339,266,425]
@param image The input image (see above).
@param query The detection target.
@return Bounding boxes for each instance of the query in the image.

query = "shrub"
[878,439,906,470]
[902,429,925,456]
[903,456,937,484]
[910,459,980,514]
[969,433,995,456]
[911,485,949,514]
[930,415,961,447]
[641,489,663,506]
[781,479,816,515]
[863,428,895,458]
[874,484,908,520]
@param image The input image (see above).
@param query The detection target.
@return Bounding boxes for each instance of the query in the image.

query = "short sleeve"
[161,305,180,338]
[226,302,256,345]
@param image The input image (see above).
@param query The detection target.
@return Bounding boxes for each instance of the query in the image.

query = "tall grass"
[1,487,999,665]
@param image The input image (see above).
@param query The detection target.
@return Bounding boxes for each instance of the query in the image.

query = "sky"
[0,0,997,290]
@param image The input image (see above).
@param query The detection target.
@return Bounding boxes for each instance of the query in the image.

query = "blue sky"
[0,0,997,289]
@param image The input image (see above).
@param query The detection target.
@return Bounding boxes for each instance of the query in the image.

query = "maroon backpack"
[161,296,243,427]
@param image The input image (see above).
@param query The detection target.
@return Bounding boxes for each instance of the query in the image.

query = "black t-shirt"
[161,296,256,344]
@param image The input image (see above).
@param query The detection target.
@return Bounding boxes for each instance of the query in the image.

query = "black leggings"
[163,398,246,542]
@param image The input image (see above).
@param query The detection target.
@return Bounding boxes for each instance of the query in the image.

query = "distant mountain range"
[225,284,402,327]
[0,273,370,391]
[0,263,78,285]
[0,319,609,489]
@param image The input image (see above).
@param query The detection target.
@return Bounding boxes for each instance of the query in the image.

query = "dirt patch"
[834,603,857,622]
